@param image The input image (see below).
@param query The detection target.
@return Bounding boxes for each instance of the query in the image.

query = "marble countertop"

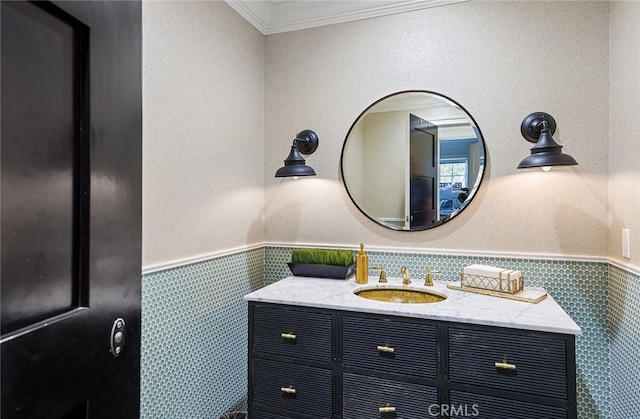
[244,275,581,335]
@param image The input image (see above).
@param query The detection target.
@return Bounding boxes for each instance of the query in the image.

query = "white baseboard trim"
[607,257,640,277]
[142,243,265,275]
[142,241,640,277]
[266,242,609,263]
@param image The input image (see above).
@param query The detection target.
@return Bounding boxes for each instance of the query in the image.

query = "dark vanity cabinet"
[247,302,577,419]
[250,305,334,419]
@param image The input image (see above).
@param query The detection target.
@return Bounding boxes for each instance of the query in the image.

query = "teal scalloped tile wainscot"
[139,246,640,419]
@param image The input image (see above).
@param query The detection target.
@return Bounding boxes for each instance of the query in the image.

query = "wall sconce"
[275,129,319,178]
[517,112,578,171]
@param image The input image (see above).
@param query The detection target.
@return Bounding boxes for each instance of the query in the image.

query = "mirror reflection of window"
[440,160,467,188]
[439,159,469,217]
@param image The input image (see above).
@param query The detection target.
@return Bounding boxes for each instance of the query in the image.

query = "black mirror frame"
[340,90,487,231]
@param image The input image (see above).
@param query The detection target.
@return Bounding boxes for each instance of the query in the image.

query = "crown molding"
[225,0,271,34]
[225,0,469,35]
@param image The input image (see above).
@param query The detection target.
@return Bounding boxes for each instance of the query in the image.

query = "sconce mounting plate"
[521,112,557,144]
[295,129,319,154]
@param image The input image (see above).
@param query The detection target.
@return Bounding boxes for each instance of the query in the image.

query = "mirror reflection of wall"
[361,111,406,227]
[341,91,486,231]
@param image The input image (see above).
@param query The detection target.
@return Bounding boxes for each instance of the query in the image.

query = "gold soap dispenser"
[355,243,369,284]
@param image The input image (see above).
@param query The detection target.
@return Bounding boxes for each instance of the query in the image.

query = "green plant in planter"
[291,248,354,267]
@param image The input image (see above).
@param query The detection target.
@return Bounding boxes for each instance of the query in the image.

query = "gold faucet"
[372,266,387,283]
[424,269,442,286]
[400,266,411,285]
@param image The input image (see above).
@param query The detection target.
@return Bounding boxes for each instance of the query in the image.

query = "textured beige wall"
[265,1,610,257]
[143,1,265,266]
[609,1,640,266]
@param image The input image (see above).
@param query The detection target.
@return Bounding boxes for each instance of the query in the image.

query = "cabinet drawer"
[342,316,437,378]
[449,328,568,398]
[449,390,567,419]
[250,411,308,419]
[252,358,333,418]
[253,305,332,361]
[343,373,438,419]
[250,412,286,419]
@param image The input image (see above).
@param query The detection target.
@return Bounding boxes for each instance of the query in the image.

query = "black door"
[1,1,142,417]
[409,113,438,228]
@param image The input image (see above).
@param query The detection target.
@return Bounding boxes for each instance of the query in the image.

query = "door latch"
[110,318,126,357]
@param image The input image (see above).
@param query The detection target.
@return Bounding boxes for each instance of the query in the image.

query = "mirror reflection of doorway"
[409,114,439,228]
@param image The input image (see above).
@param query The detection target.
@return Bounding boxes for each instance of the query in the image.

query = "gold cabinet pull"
[379,405,396,413]
[495,361,517,370]
[280,333,297,340]
[376,345,395,353]
[280,386,296,394]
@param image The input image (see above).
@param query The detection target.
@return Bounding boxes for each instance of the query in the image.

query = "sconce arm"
[293,129,319,154]
[520,112,557,144]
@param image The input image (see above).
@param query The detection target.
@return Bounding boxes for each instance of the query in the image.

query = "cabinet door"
[342,316,437,378]
[252,358,333,418]
[449,390,567,419]
[343,373,438,419]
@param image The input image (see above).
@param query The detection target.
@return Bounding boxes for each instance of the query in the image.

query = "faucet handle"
[371,266,387,283]
[424,269,442,286]
[399,266,411,285]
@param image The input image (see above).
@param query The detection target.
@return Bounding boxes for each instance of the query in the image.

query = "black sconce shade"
[517,112,578,169]
[275,130,319,177]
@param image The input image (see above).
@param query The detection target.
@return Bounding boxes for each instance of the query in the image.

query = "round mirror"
[340,91,486,231]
